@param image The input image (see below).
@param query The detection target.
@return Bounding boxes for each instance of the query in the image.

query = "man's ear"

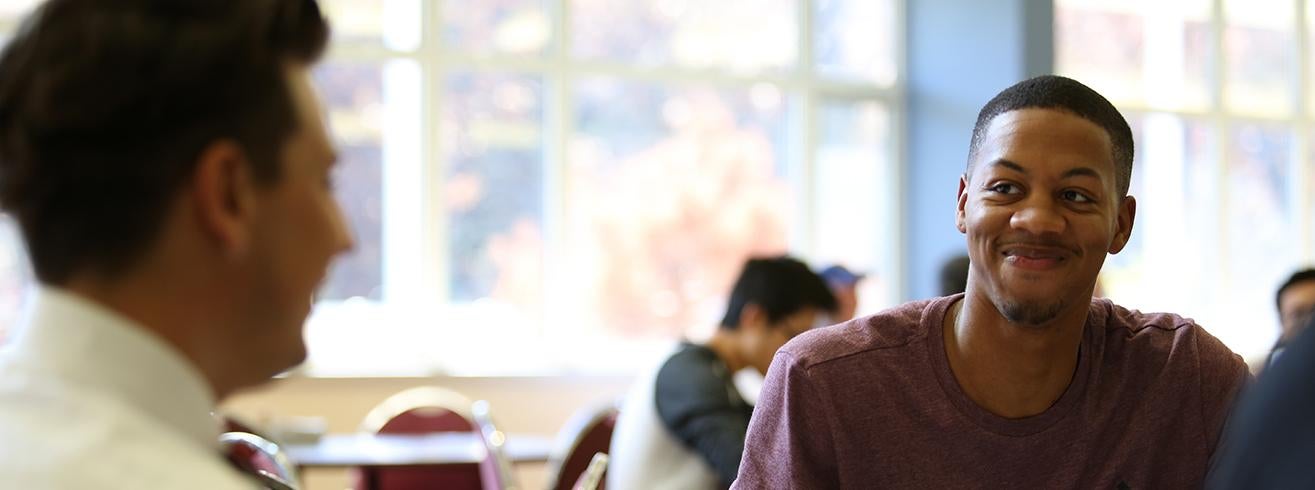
[1109,196,1137,254]
[190,140,258,259]
[955,173,969,234]
[738,303,767,332]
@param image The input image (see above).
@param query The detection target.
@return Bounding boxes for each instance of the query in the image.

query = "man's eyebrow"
[1060,166,1102,180]
[988,159,1025,173]
[987,160,1104,181]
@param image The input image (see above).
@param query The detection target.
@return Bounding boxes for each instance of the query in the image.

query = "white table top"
[285,432,554,468]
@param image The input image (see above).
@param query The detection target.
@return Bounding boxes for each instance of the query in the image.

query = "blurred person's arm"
[731,350,838,488]
[654,349,752,487]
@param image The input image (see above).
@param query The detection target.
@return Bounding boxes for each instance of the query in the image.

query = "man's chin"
[994,296,1067,327]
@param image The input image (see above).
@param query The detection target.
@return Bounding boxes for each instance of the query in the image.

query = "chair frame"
[220,431,301,490]
[543,400,620,490]
[472,400,520,490]
[358,386,477,433]
[572,453,609,490]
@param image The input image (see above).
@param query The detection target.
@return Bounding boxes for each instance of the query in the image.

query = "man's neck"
[703,330,748,375]
[64,273,239,401]
[942,290,1089,419]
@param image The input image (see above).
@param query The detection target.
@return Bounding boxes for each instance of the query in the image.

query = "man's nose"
[1009,197,1066,236]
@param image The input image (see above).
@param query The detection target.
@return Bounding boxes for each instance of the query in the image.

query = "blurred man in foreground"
[610,256,836,489]
[0,0,351,487]
[1208,315,1315,489]
[734,76,1248,488]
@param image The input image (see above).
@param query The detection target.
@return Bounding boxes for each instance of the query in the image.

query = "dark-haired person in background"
[609,256,836,489]
[939,253,971,297]
[734,76,1248,488]
[1267,268,1315,367]
[0,0,351,487]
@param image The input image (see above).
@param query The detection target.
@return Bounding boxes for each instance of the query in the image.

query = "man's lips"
[1000,245,1073,270]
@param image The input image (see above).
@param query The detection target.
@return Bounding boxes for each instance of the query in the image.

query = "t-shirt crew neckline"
[925,293,1098,437]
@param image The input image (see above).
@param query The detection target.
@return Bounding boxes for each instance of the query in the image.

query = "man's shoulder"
[653,343,737,406]
[1096,299,1242,368]
[655,343,723,385]
[0,386,252,489]
[780,297,948,369]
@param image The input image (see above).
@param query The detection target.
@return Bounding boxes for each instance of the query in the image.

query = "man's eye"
[988,183,1019,194]
[1062,190,1093,203]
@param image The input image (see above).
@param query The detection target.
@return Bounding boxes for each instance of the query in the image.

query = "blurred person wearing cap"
[734,76,1247,488]
[0,0,351,488]
[609,256,836,490]
[819,265,865,322]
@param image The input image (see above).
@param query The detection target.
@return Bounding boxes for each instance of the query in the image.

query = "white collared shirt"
[0,287,256,489]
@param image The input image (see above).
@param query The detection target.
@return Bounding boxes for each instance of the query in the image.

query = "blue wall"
[902,0,1054,300]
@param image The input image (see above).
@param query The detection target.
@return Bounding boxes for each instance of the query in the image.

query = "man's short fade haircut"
[1277,268,1315,311]
[719,256,838,329]
[966,75,1135,197]
[0,0,329,285]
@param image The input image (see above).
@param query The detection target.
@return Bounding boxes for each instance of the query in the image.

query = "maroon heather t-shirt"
[733,294,1249,489]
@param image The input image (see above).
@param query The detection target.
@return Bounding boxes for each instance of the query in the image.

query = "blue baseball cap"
[819,265,865,286]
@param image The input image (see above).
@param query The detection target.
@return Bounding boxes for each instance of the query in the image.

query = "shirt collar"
[7,287,221,449]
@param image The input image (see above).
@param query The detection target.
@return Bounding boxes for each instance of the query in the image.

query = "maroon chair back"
[221,432,299,490]
[380,407,477,433]
[353,388,484,490]
[571,453,609,490]
[546,402,619,490]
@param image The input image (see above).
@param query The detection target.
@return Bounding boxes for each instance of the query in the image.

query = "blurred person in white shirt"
[0,0,351,488]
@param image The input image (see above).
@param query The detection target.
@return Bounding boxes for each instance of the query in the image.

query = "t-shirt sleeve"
[654,350,751,487]
[1194,325,1251,459]
[731,350,838,489]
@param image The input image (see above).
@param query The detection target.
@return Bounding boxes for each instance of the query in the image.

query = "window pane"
[571,0,797,72]
[1225,122,1295,354]
[814,0,897,86]
[1102,114,1220,322]
[441,0,551,55]
[1055,0,1211,110]
[314,63,385,301]
[568,80,792,340]
[815,99,893,315]
[441,73,544,318]
[1055,3,1143,105]
[1223,0,1295,117]
[320,0,420,50]
[1310,136,1315,258]
[0,0,40,20]
[0,215,29,342]
[1307,5,1315,117]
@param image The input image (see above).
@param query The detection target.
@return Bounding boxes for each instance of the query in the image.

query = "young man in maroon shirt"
[733,76,1249,489]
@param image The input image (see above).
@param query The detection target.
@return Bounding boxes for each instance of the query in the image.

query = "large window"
[305,0,902,375]
[1058,0,1315,362]
[0,1,903,374]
